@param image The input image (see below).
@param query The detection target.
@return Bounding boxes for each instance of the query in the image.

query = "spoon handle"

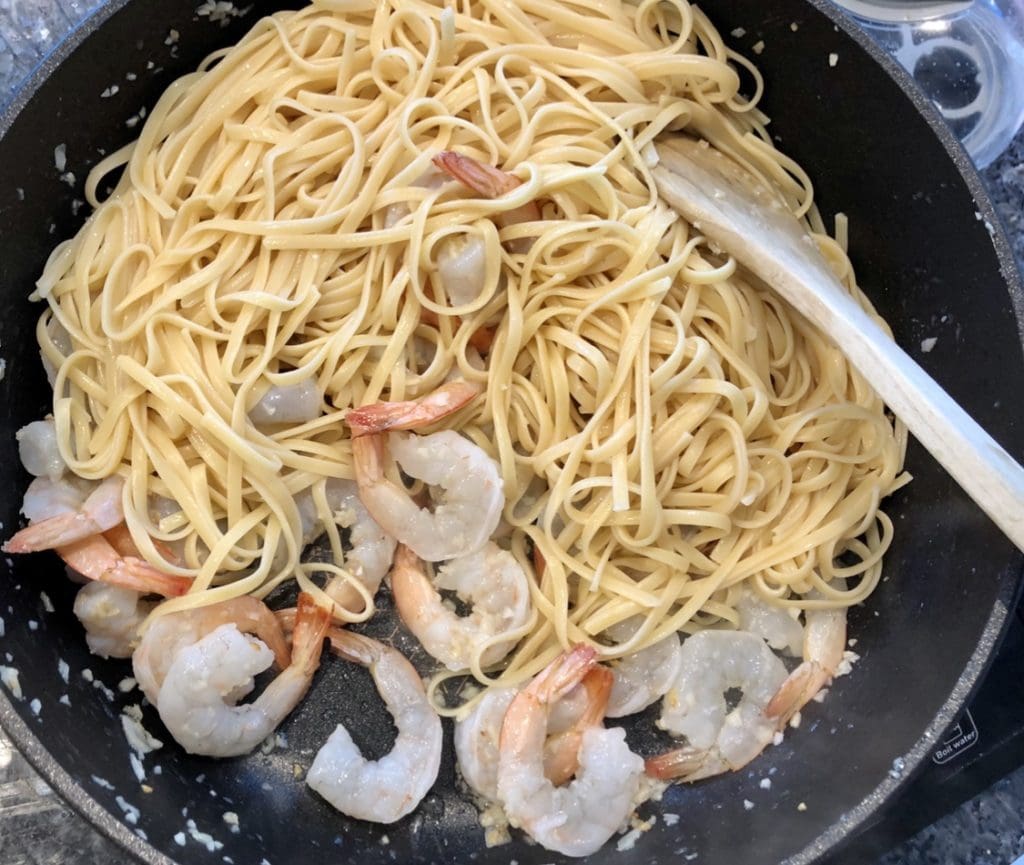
[815,290,1024,552]
[653,138,1024,552]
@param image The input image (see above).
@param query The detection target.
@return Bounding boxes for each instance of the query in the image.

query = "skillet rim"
[0,1,1021,863]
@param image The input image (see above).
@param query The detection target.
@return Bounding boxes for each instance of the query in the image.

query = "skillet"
[0,1,1021,863]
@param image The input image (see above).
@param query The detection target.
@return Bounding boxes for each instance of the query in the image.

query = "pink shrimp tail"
[543,665,614,786]
[2,476,124,553]
[291,592,331,676]
[391,543,427,632]
[225,596,292,670]
[4,514,96,553]
[346,380,481,437]
[765,660,829,728]
[433,151,539,253]
[527,644,599,704]
[645,746,703,781]
[433,150,522,198]
[325,626,382,668]
[80,548,192,597]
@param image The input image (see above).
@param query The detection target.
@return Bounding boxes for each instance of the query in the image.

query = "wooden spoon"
[653,136,1024,552]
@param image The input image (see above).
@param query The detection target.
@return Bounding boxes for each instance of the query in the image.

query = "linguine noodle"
[31,0,908,705]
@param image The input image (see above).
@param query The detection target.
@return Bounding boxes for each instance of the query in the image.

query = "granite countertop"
[1,2,1024,864]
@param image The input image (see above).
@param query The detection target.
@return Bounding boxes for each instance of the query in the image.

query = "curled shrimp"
[496,646,645,858]
[766,601,849,729]
[306,629,442,824]
[4,476,190,597]
[645,630,788,782]
[603,618,683,719]
[295,478,396,613]
[391,542,531,672]
[455,665,612,801]
[133,596,292,706]
[154,593,330,758]
[347,385,503,563]
[433,151,541,253]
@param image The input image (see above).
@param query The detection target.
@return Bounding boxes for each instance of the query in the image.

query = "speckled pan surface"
[0,2,1021,864]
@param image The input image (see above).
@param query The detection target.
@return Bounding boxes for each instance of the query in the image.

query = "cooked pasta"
[30,0,908,700]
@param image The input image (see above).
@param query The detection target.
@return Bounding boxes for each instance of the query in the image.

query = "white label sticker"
[932,709,979,765]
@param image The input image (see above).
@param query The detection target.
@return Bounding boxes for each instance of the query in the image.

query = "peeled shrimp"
[306,629,442,824]
[391,542,531,671]
[436,233,491,307]
[603,618,683,719]
[496,646,644,858]
[455,665,612,801]
[16,418,66,481]
[348,391,503,560]
[766,601,848,729]
[4,476,189,596]
[73,582,154,659]
[249,379,320,426]
[736,588,804,657]
[645,630,788,782]
[154,593,329,757]
[133,596,292,706]
[294,478,396,612]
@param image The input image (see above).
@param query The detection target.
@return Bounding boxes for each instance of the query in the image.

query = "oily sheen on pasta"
[32,0,907,694]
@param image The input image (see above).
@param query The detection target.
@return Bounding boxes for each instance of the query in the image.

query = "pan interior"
[0,2,1020,864]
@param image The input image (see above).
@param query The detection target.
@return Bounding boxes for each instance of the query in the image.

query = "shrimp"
[133,596,292,706]
[154,593,330,757]
[59,534,190,597]
[382,162,449,229]
[249,379,320,427]
[71,522,186,658]
[455,665,612,801]
[294,478,396,613]
[736,588,804,657]
[4,476,126,552]
[16,418,66,481]
[436,233,491,307]
[391,542,531,671]
[348,389,503,561]
[346,379,480,437]
[645,630,788,782]
[541,665,614,787]
[306,629,442,824]
[73,582,154,659]
[496,646,645,858]
[4,476,190,596]
[456,687,518,801]
[603,618,683,719]
[765,602,848,729]
[432,151,541,253]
